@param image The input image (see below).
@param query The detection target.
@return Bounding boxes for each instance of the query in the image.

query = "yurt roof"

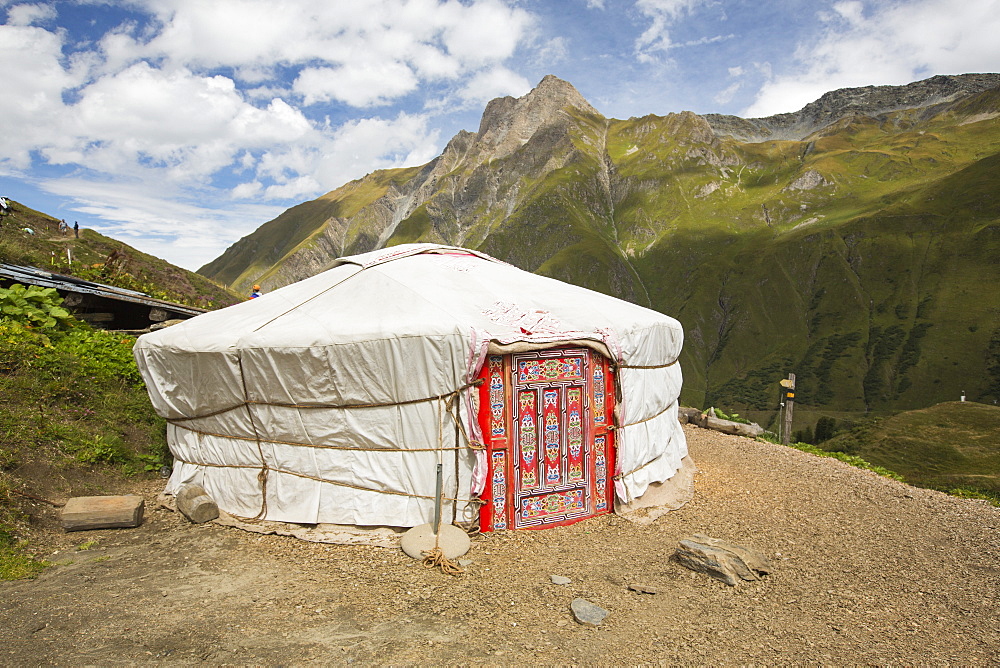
[144,243,681,359]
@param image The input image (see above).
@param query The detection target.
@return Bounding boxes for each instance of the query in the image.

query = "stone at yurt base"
[61,495,145,531]
[400,523,471,560]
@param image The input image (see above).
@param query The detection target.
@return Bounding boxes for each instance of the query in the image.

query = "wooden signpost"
[780,374,796,445]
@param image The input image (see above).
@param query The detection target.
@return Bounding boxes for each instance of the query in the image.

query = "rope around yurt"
[420,398,466,576]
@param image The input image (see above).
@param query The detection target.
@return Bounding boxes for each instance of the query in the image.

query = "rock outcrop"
[705,73,1000,141]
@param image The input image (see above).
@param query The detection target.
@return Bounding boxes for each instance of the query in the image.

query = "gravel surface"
[2,424,999,665]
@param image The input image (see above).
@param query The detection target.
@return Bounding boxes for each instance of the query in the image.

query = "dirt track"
[2,424,999,665]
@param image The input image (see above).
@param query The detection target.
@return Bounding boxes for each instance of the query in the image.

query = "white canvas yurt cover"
[134,244,686,530]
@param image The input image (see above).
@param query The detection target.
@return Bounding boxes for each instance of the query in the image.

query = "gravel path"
[2,424,998,665]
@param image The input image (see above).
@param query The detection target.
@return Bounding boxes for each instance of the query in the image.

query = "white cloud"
[5,2,56,26]
[293,62,419,107]
[311,112,442,188]
[459,67,532,105]
[50,64,313,182]
[439,0,533,66]
[714,81,741,105]
[231,181,263,199]
[534,36,569,67]
[103,0,532,91]
[38,177,286,270]
[0,24,78,169]
[634,0,709,61]
[744,0,1000,117]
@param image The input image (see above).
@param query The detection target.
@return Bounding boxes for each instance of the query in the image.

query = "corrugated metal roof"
[0,263,207,318]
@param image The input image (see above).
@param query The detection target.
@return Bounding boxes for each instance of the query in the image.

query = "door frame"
[475,345,616,531]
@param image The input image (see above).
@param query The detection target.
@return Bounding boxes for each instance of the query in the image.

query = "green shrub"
[70,434,130,466]
[0,284,74,332]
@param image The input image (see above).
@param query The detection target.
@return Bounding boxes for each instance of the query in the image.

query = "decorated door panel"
[477,346,615,531]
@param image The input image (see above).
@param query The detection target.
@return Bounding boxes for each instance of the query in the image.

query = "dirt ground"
[2,424,999,665]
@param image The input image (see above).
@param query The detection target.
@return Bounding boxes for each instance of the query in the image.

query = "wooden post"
[780,373,796,445]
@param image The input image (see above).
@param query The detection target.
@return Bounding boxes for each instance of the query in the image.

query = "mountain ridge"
[704,72,1000,141]
[198,73,1000,424]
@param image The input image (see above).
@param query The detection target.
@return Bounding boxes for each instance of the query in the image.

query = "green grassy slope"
[196,84,1000,426]
[819,401,1000,498]
[199,166,423,291]
[0,200,240,309]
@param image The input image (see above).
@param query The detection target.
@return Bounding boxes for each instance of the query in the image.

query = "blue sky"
[2,0,998,270]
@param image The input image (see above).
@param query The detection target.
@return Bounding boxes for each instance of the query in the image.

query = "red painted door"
[477,346,616,531]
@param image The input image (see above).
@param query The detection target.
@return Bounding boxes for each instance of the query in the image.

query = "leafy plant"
[0,284,73,331]
[72,434,130,465]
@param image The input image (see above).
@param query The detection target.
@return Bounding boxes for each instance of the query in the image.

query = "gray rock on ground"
[570,598,609,626]
[550,575,571,585]
[677,406,702,424]
[175,484,220,524]
[627,583,659,594]
[675,533,771,586]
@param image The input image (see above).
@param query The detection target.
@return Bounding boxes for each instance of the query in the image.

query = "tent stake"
[433,463,443,533]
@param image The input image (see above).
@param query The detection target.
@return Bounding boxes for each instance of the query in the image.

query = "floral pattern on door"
[477,346,616,530]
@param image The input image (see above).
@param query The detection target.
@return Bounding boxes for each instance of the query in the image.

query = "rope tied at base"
[421,546,465,576]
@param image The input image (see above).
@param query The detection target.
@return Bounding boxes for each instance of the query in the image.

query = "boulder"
[674,534,771,586]
[570,598,609,626]
[677,406,702,424]
[175,484,220,524]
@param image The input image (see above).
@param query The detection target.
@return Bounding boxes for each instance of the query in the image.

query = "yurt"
[134,244,688,531]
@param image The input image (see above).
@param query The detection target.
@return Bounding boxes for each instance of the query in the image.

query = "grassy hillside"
[198,166,424,290]
[819,401,1000,501]
[0,200,240,309]
[196,79,1000,428]
[0,300,168,579]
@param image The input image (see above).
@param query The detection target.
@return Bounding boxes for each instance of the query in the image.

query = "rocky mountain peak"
[475,75,601,159]
[706,72,1000,142]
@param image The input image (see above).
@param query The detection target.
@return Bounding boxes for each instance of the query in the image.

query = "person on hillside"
[73,221,79,238]
[250,284,263,299]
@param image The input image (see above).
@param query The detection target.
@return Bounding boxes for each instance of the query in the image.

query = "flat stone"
[61,495,144,531]
[175,484,219,524]
[400,523,471,560]
[675,534,771,586]
[571,598,609,626]
[550,575,571,585]
[627,583,659,594]
[691,533,772,575]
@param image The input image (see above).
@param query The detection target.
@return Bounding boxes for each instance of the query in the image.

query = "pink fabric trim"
[467,328,492,495]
